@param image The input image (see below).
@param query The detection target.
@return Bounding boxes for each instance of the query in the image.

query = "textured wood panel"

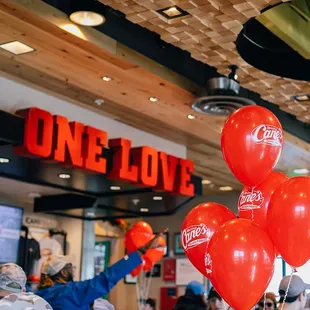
[99,0,310,123]
[1,0,310,196]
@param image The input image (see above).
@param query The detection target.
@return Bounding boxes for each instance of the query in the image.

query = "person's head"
[0,292,53,309]
[174,295,207,310]
[186,281,205,297]
[144,298,156,310]
[208,287,225,310]
[279,275,310,310]
[257,292,277,310]
[38,255,73,289]
[0,264,26,300]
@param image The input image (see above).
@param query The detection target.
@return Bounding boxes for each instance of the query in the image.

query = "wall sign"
[175,258,204,286]
[163,258,176,281]
[14,107,194,196]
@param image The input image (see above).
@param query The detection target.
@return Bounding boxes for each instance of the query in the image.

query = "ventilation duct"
[191,76,255,116]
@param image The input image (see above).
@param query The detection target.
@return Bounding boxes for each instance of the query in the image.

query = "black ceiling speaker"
[191,67,255,116]
[236,2,310,81]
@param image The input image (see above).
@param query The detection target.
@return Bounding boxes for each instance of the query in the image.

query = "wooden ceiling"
[99,0,310,123]
[0,0,310,196]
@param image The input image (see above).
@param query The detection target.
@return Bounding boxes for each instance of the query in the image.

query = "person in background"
[174,281,207,310]
[207,287,226,310]
[278,275,310,310]
[0,264,26,300]
[36,233,164,310]
[257,292,277,310]
[304,293,310,310]
[143,298,156,310]
[0,292,53,309]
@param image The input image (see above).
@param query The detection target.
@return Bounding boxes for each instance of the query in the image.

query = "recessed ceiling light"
[58,173,71,179]
[69,11,105,27]
[0,41,35,55]
[153,196,163,201]
[157,6,189,19]
[219,186,233,191]
[95,99,104,106]
[293,168,309,174]
[0,157,10,164]
[110,186,121,191]
[102,76,112,82]
[202,179,211,185]
[187,114,196,120]
[140,208,149,212]
[28,192,42,198]
[293,95,310,102]
[87,212,96,217]
[149,97,159,102]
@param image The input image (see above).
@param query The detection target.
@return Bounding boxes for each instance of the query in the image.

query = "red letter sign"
[107,138,138,182]
[156,152,178,192]
[133,146,158,187]
[53,115,84,167]
[83,126,107,173]
[176,159,194,196]
[14,108,53,158]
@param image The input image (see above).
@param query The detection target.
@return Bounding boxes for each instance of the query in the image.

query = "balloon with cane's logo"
[204,253,212,274]
[181,202,235,278]
[239,172,288,232]
[238,190,264,211]
[221,106,284,187]
[182,224,212,250]
[251,125,283,147]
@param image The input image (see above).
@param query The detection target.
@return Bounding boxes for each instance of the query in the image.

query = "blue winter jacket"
[37,251,142,310]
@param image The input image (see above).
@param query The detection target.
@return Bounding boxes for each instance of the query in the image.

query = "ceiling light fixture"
[58,173,71,179]
[28,192,42,198]
[0,41,35,55]
[157,6,189,19]
[0,157,10,164]
[102,76,112,82]
[202,179,211,185]
[95,99,104,106]
[153,196,163,201]
[293,168,309,174]
[187,114,196,120]
[69,11,105,27]
[293,95,310,102]
[87,212,96,217]
[140,208,149,212]
[110,186,121,191]
[149,97,159,103]
[219,186,233,191]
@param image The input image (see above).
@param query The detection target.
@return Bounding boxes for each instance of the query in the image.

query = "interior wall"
[143,192,239,308]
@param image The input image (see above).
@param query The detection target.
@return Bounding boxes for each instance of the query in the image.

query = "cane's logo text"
[238,190,264,211]
[205,253,212,274]
[251,124,283,147]
[182,224,211,250]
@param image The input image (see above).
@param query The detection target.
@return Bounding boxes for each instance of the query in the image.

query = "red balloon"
[208,219,275,310]
[238,171,288,231]
[181,202,236,277]
[144,235,166,263]
[143,257,154,272]
[130,264,143,277]
[124,221,153,253]
[268,177,310,267]
[221,106,283,187]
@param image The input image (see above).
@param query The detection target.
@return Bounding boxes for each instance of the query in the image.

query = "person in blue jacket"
[36,233,164,310]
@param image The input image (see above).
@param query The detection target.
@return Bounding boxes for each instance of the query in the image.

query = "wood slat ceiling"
[0,0,309,196]
[98,0,310,123]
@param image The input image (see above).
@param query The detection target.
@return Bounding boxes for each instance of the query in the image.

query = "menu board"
[0,205,23,263]
[176,258,204,286]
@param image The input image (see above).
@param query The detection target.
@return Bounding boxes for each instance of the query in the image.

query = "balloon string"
[136,281,141,310]
[263,292,267,310]
[280,268,294,310]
